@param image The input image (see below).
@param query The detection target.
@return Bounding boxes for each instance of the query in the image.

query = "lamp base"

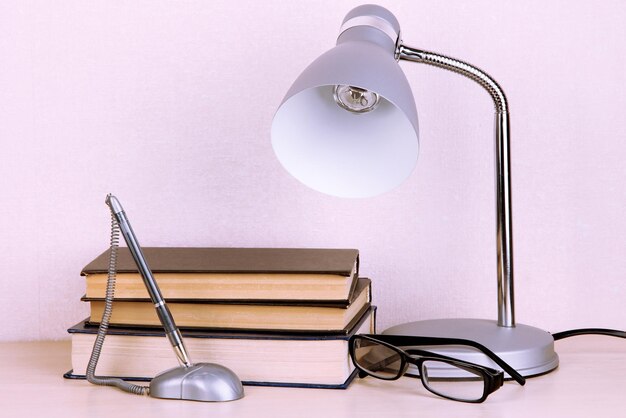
[383,318,559,378]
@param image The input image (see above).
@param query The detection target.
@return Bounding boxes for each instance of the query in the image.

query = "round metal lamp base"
[383,318,559,378]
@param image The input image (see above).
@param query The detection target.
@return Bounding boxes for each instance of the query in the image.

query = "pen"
[105,194,192,368]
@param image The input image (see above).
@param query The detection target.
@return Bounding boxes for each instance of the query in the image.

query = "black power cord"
[552,328,626,341]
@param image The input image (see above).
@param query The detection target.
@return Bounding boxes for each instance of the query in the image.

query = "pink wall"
[1,0,624,341]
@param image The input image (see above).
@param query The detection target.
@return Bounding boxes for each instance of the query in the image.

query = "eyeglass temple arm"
[405,348,503,379]
[397,44,515,329]
[369,335,525,385]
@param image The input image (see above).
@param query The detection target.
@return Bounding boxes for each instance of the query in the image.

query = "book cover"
[64,306,376,389]
[82,247,360,302]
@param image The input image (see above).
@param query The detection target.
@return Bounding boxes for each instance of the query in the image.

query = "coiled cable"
[85,210,150,396]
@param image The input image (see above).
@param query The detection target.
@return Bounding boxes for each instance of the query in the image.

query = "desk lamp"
[271,4,558,377]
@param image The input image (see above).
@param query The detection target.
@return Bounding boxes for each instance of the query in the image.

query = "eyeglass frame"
[348,334,525,403]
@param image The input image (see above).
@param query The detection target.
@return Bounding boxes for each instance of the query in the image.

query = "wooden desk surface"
[1,336,624,417]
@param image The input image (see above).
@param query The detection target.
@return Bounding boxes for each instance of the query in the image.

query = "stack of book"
[65,247,375,389]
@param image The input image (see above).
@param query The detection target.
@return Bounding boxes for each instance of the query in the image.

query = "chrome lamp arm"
[397,44,515,328]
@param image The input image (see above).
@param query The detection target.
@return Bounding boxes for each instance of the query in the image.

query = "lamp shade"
[271,6,419,198]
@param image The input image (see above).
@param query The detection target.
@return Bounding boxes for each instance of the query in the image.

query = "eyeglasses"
[349,334,525,403]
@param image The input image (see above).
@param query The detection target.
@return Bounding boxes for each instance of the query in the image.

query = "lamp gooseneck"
[397,45,515,328]
[397,46,508,113]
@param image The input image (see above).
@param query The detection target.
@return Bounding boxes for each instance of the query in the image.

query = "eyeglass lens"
[353,338,403,379]
[421,360,486,401]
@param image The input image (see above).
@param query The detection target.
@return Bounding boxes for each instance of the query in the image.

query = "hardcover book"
[85,278,371,333]
[82,247,360,303]
[65,306,376,389]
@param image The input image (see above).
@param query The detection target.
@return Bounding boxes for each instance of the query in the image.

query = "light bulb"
[333,85,380,113]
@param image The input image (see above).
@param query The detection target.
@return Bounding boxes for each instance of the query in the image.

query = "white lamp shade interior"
[272,85,418,198]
